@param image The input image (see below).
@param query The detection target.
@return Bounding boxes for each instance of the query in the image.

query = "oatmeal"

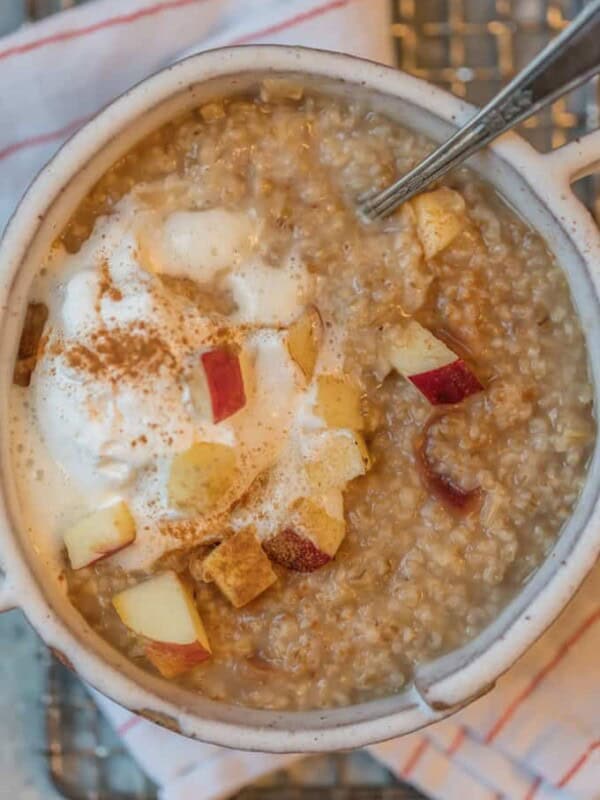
[10,86,595,711]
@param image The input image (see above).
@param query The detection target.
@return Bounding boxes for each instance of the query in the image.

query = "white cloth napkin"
[1,2,598,799]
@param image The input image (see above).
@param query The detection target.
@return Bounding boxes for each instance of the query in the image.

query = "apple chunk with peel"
[411,187,466,259]
[63,501,135,570]
[201,528,277,608]
[315,375,364,429]
[190,347,247,423]
[415,412,482,514]
[168,442,238,514]
[287,305,323,380]
[13,301,48,387]
[383,320,482,405]
[305,430,371,491]
[113,571,211,678]
[263,496,346,572]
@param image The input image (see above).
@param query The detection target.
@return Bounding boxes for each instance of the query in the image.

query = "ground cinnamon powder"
[64,324,175,382]
[97,259,123,304]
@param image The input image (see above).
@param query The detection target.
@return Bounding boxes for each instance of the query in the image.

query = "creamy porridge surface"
[10,85,595,710]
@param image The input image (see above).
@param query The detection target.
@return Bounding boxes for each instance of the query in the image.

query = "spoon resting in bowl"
[359,0,600,221]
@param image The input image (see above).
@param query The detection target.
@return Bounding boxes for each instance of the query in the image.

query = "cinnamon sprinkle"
[97,259,123,307]
[159,517,229,545]
[64,325,175,381]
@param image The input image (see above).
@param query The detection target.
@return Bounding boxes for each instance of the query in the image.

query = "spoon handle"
[360,0,600,221]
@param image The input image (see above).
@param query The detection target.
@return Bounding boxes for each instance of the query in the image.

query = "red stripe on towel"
[523,775,541,800]
[557,740,600,788]
[446,726,467,756]
[117,715,142,736]
[401,738,429,778]
[0,0,205,63]
[485,608,600,743]
[0,114,91,162]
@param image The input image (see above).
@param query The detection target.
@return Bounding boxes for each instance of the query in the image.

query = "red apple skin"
[409,358,483,405]
[144,640,211,679]
[420,468,481,511]
[82,540,133,569]
[263,529,331,572]
[201,348,246,423]
[415,412,482,514]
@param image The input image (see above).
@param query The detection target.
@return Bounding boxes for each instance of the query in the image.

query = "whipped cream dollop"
[144,207,258,282]
[19,190,344,570]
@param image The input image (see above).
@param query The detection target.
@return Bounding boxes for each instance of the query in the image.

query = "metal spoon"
[358,0,600,222]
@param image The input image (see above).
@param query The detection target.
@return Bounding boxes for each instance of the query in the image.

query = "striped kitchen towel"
[1,1,598,798]
[93,559,599,800]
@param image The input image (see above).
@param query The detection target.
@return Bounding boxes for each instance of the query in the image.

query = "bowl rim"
[1,44,599,751]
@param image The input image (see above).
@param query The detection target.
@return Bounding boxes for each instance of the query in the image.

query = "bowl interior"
[1,51,599,748]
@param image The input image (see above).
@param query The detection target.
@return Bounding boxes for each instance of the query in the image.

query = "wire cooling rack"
[391,0,600,217]
[5,0,596,798]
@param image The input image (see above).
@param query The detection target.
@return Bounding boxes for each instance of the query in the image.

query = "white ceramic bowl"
[1,46,599,752]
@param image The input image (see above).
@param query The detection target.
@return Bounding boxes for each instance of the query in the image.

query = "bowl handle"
[541,128,600,185]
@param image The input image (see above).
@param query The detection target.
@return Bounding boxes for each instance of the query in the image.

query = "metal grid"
[391,0,600,217]
[4,0,595,798]
[46,660,157,800]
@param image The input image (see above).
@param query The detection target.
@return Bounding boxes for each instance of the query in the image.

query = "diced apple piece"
[383,321,482,405]
[13,302,48,387]
[199,102,225,122]
[318,488,344,521]
[305,430,371,491]
[410,360,483,406]
[13,357,37,388]
[415,413,482,514]
[143,640,212,679]
[201,348,246,423]
[287,305,323,380]
[168,442,238,514]
[417,451,480,511]
[63,501,135,570]
[384,321,456,375]
[260,78,304,102]
[315,374,364,429]
[17,302,49,359]
[113,571,211,678]
[263,496,346,572]
[189,347,246,423]
[411,187,466,259]
[201,528,277,608]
